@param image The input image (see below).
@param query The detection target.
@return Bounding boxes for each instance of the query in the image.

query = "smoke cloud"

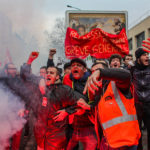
[0,83,26,150]
[0,0,68,73]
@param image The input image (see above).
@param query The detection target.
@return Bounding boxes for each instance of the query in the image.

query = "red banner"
[65,27,129,59]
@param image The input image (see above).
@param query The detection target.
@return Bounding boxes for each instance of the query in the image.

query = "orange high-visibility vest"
[98,81,141,148]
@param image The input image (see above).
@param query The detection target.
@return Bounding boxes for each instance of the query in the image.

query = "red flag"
[65,27,129,59]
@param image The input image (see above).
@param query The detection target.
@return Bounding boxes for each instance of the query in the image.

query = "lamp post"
[67,5,81,10]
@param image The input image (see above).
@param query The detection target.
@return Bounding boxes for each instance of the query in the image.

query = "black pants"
[135,102,150,150]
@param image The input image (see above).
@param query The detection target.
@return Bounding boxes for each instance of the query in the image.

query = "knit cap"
[135,48,147,59]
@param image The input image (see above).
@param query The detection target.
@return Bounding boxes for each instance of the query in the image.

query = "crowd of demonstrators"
[0,44,150,150]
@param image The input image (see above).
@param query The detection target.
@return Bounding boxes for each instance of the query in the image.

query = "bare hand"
[77,98,90,110]
[49,48,56,58]
[18,109,25,117]
[27,51,39,64]
[74,108,85,116]
[53,109,68,122]
[127,60,134,68]
[83,69,101,95]
[18,109,29,117]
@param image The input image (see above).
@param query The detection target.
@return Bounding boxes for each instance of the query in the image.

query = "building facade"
[128,14,150,58]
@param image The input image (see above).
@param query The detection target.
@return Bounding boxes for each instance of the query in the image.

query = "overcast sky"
[0,0,150,73]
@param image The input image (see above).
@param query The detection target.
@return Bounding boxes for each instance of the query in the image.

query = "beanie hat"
[70,58,86,68]
[135,48,147,59]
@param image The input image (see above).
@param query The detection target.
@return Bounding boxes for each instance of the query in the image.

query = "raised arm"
[84,68,131,95]
[47,48,56,68]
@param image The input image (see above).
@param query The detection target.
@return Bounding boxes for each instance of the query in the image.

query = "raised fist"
[49,48,56,57]
[27,51,39,64]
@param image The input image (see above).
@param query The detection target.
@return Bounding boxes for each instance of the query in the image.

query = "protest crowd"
[0,27,150,150]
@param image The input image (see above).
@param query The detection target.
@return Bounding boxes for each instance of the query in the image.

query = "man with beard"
[4,63,17,77]
[63,58,97,150]
[131,48,150,150]
[0,63,17,78]
[34,66,88,150]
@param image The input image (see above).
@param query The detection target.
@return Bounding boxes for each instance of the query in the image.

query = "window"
[128,38,132,51]
[136,32,145,48]
[148,28,150,37]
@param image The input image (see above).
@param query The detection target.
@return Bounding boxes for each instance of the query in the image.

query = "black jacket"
[90,68,132,108]
[67,71,95,129]
[100,68,131,94]
[47,58,54,68]
[34,83,83,149]
[131,61,150,103]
